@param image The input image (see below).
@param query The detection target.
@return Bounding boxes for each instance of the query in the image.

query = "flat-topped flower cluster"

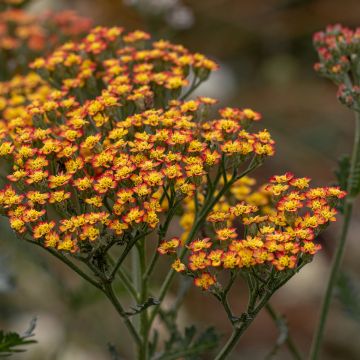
[0,26,343,294]
[0,26,272,255]
[160,173,344,290]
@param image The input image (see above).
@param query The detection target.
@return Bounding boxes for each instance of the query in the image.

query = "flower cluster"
[29,27,218,100]
[0,7,91,79]
[0,26,274,256]
[313,24,360,110]
[159,173,345,290]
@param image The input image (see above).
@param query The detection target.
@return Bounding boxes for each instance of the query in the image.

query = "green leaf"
[0,318,37,357]
[336,272,360,324]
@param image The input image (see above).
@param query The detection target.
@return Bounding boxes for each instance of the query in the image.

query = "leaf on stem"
[0,317,37,357]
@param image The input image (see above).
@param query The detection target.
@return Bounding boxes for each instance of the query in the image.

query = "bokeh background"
[1,0,360,359]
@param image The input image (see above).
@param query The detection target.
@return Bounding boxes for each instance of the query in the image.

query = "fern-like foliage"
[0,318,37,357]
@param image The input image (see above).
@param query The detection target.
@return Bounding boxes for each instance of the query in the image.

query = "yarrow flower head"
[0,26,275,259]
[160,172,344,290]
[313,24,360,111]
[0,24,343,300]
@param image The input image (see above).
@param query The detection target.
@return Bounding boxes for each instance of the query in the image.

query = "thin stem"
[219,271,238,324]
[24,238,142,349]
[224,270,237,296]
[143,248,160,282]
[132,243,141,333]
[148,160,261,329]
[138,238,149,360]
[171,277,192,314]
[103,282,142,348]
[180,77,203,101]
[110,230,151,279]
[118,268,139,302]
[108,255,139,301]
[222,298,235,324]
[214,291,274,360]
[25,239,102,291]
[309,201,353,359]
[309,111,360,359]
[143,198,181,280]
[265,303,303,360]
[215,267,301,359]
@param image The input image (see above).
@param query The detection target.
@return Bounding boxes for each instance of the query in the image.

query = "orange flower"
[194,273,216,290]
[221,251,240,269]
[158,237,180,255]
[48,173,71,189]
[272,254,297,271]
[189,251,211,271]
[207,250,223,267]
[172,259,186,272]
[216,228,237,241]
[33,221,55,239]
[187,238,212,252]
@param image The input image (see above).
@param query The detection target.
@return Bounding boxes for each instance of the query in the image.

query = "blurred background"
[1,0,360,359]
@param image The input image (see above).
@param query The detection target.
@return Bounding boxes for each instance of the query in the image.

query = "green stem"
[103,283,142,348]
[108,255,139,301]
[132,244,141,331]
[138,238,149,360]
[25,240,102,291]
[309,201,353,359]
[143,197,181,280]
[118,268,139,302]
[147,160,260,331]
[265,303,303,360]
[25,239,142,349]
[214,291,274,360]
[219,272,238,324]
[309,112,360,360]
[110,230,151,279]
[215,267,302,359]
[180,77,203,101]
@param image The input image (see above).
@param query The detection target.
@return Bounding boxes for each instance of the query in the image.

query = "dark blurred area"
[1,0,360,359]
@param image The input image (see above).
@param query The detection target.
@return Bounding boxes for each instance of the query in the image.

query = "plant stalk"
[138,238,149,360]
[147,162,259,328]
[265,303,303,360]
[26,239,142,349]
[309,111,360,359]
[214,292,273,360]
